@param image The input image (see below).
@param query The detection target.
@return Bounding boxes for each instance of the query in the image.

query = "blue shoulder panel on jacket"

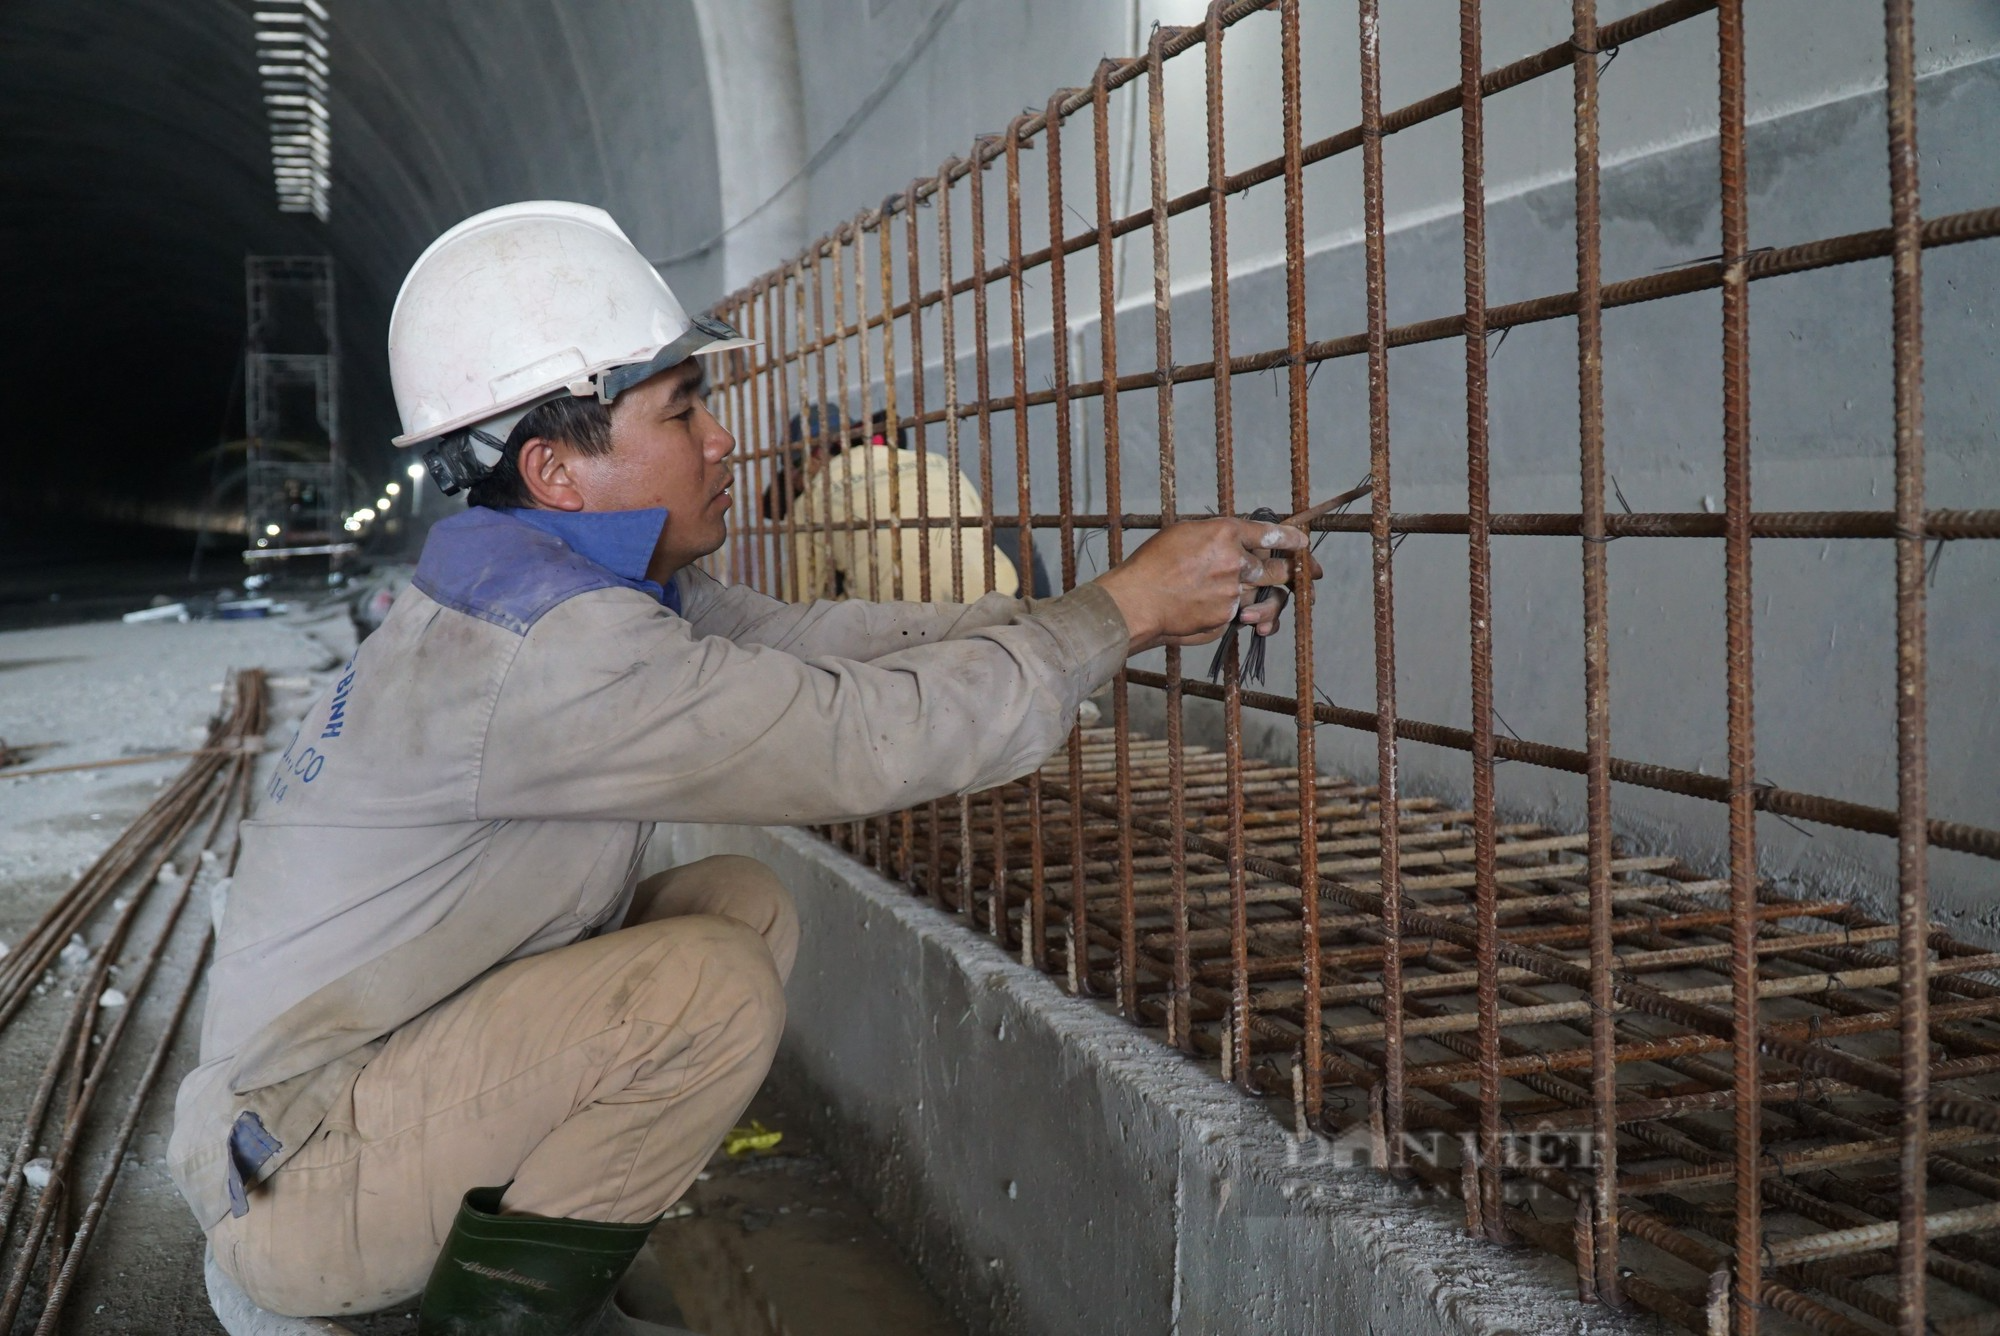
[412,508,667,635]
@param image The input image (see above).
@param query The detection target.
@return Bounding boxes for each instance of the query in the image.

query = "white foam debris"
[58,934,89,970]
[111,898,131,914]
[22,1159,51,1191]
[201,849,219,864]
[209,876,233,937]
[0,940,8,960]
[98,988,127,1009]
[156,860,180,886]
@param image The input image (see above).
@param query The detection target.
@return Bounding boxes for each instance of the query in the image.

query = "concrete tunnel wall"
[747,0,2000,947]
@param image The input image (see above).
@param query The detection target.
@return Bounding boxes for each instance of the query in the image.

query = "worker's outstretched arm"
[673,564,1024,662]
[478,517,1312,826]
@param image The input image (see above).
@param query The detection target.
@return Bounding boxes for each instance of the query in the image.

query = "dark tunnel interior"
[0,0,721,573]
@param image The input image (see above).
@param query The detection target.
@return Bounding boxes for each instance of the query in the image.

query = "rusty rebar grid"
[705,3,1998,1330]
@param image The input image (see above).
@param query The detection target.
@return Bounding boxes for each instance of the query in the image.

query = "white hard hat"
[387,201,753,457]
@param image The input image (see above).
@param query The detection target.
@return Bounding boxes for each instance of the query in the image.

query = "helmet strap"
[421,429,505,497]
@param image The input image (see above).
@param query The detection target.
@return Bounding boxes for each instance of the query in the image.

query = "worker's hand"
[1093,517,1322,655]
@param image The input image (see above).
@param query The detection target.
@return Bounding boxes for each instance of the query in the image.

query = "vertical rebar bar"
[830,230,858,603]
[879,208,906,607]
[790,272,808,606]
[773,275,796,601]
[800,259,827,603]
[1458,0,1506,1233]
[1571,0,1621,1303]
[937,158,978,924]
[1278,0,1322,1122]
[812,241,850,852]
[1205,0,1253,1089]
[855,218,884,605]
[905,182,944,902]
[747,290,771,594]
[1148,26,1193,1051]
[969,135,1010,946]
[1716,1,1761,1327]
[1046,88,1093,993]
[737,292,757,587]
[905,192,932,607]
[1884,0,1931,1325]
[1005,115,1048,967]
[760,280,783,598]
[854,218,889,867]
[1094,58,1139,1019]
[939,162,968,612]
[879,201,915,880]
[830,227,865,856]
[1357,0,1407,1165]
[811,245,837,604]
[722,293,748,581]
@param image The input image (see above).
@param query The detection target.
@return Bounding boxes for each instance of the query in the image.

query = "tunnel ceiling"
[0,0,722,533]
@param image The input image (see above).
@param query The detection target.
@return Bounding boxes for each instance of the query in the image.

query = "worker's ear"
[517,436,585,512]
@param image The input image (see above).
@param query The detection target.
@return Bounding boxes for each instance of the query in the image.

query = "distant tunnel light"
[406,462,426,481]
[385,481,400,497]
[264,523,282,536]
[255,1,331,220]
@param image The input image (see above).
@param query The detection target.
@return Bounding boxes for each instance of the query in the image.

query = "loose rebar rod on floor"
[0,670,264,1332]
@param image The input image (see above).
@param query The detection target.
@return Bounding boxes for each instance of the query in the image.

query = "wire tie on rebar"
[1597,45,1622,75]
[1926,535,1951,585]
[1610,476,1635,515]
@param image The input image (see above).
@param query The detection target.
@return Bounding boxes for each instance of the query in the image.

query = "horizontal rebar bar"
[1125,670,2000,861]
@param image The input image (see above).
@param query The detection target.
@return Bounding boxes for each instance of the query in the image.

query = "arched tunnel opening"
[0,0,735,597]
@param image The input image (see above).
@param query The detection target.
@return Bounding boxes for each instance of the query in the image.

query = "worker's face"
[580,359,736,579]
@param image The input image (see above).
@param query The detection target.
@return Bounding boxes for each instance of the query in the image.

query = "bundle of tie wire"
[1206,474,1373,687]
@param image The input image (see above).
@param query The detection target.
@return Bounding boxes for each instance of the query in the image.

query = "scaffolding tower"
[244,254,346,562]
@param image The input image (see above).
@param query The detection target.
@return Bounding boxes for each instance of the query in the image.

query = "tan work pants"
[210,854,797,1318]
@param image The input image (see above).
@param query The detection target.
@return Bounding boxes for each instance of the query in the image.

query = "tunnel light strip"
[255,1,331,220]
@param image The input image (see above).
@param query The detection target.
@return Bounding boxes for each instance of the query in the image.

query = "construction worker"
[171,201,1316,1336]
[783,403,1023,602]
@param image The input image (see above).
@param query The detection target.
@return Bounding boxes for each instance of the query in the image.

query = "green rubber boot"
[416,1186,658,1336]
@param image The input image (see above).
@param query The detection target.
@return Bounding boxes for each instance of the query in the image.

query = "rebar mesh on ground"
[849,732,2000,1334]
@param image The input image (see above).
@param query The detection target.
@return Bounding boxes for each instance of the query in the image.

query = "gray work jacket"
[168,505,1128,1228]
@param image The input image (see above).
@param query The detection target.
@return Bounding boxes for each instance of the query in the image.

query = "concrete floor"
[0,601,959,1335]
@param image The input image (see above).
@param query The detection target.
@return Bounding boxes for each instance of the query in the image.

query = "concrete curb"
[649,824,1649,1336]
